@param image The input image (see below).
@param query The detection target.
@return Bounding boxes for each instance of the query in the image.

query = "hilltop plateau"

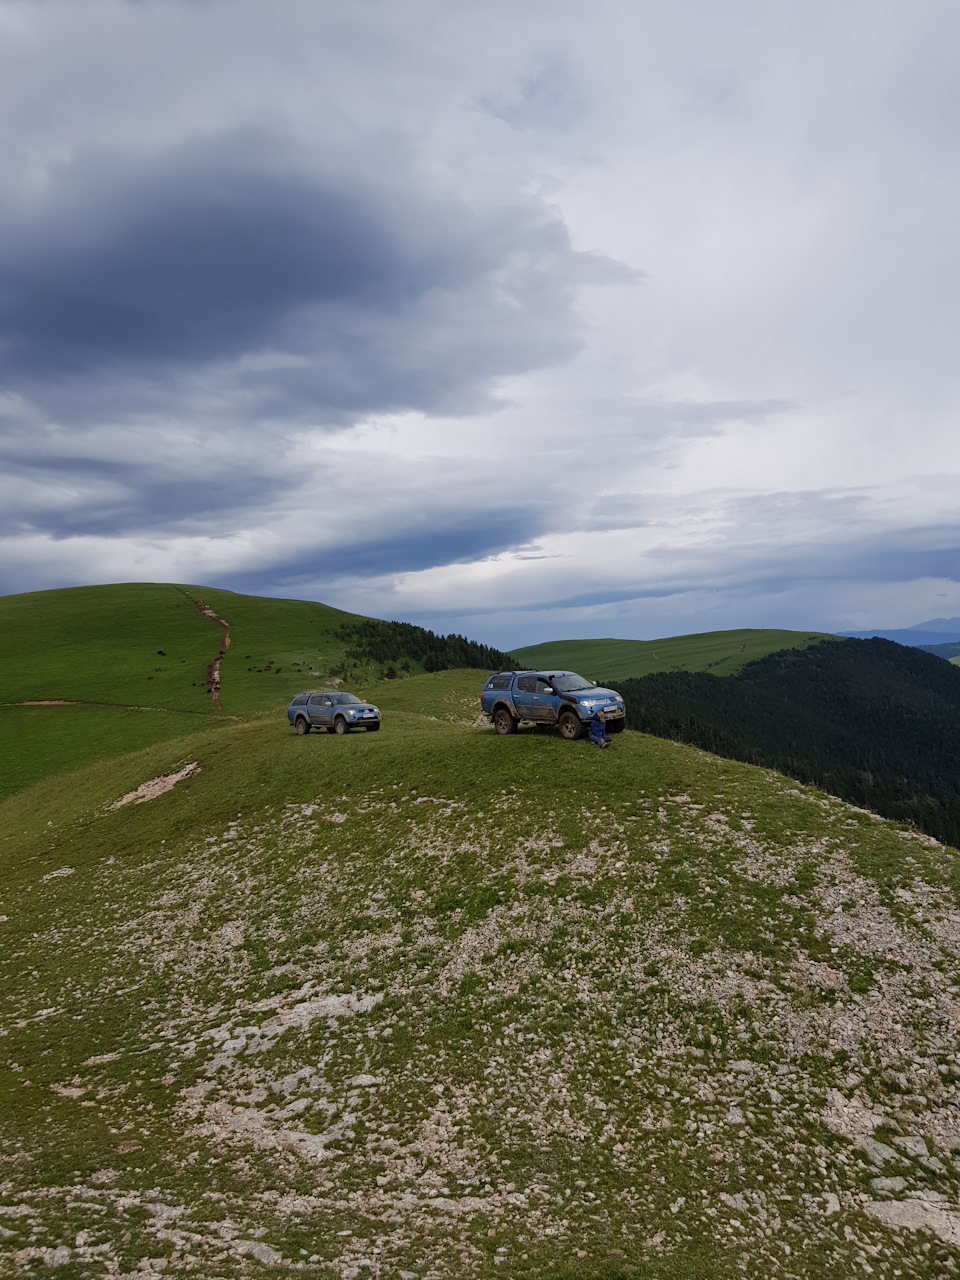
[3,587,960,1278]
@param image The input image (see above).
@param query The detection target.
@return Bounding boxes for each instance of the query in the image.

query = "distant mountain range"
[837,616,960,646]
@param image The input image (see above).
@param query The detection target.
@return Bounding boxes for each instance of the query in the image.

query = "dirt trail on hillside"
[176,590,233,711]
[192,600,231,711]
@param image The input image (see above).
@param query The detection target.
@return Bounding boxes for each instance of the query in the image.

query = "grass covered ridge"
[0,583,400,798]
[511,629,840,683]
[0,582,520,800]
[3,671,960,1277]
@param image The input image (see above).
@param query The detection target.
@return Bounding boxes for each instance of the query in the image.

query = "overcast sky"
[1,0,958,647]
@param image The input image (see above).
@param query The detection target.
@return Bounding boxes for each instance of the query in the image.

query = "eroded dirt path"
[184,596,231,711]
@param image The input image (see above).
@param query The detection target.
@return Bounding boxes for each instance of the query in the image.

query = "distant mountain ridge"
[838,615,960,645]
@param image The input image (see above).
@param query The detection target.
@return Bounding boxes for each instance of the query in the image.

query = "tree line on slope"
[919,641,960,660]
[609,638,960,846]
[336,619,516,676]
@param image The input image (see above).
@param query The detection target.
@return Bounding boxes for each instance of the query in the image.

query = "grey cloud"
[633,491,960,596]
[0,412,294,538]
[402,489,960,624]
[0,129,630,423]
[0,124,635,562]
[0,134,411,371]
[661,399,796,433]
[0,450,286,540]
[222,508,545,592]
[3,1,956,645]
[482,62,584,132]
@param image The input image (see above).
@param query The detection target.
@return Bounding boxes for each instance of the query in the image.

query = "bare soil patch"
[109,762,199,809]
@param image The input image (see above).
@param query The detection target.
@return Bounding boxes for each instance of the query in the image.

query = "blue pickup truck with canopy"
[480,670,625,740]
[288,691,381,735]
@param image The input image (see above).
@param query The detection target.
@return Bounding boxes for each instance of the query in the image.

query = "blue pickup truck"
[287,691,381,735]
[480,670,625,740]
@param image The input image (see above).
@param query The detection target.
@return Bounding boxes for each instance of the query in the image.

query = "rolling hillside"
[0,583,493,800]
[511,628,840,682]
[0,582,364,714]
[5,588,960,1277]
[3,668,960,1277]
[918,642,960,661]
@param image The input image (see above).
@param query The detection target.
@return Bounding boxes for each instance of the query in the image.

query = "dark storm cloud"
[0,123,638,577]
[0,129,631,421]
[224,508,545,591]
[0,134,414,371]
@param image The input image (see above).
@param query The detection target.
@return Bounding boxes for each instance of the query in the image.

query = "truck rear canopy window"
[488,676,511,690]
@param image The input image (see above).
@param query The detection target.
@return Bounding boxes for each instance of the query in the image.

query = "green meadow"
[0,583,370,796]
[512,628,841,682]
[2,585,960,1278]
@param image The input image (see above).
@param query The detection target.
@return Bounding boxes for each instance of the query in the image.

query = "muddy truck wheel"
[558,710,585,741]
[334,716,349,735]
[493,707,518,735]
[295,717,310,735]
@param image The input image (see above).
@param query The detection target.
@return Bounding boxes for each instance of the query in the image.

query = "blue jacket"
[588,712,606,742]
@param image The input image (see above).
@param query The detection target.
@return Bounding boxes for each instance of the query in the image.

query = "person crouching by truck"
[588,706,610,748]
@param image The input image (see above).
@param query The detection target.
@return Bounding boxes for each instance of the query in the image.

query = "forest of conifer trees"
[610,638,960,845]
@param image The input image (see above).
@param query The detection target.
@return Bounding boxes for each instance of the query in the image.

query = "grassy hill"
[0,583,441,800]
[511,628,840,682]
[0,581,365,714]
[4,588,960,1276]
[3,669,960,1276]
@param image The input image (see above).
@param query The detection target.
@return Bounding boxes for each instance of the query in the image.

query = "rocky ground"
[4,741,960,1278]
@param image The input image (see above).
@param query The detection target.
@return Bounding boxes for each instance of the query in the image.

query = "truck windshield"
[331,693,363,705]
[550,673,592,692]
